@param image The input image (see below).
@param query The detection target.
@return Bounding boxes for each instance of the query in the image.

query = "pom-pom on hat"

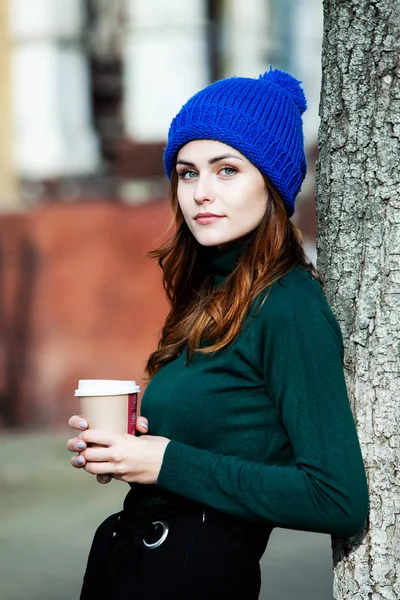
[163,68,307,216]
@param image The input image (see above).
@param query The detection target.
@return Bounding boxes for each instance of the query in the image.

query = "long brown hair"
[146,170,319,378]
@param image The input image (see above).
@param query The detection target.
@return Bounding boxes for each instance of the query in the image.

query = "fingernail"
[77,441,85,450]
[139,420,148,430]
[76,456,84,466]
[100,475,111,483]
[79,420,87,429]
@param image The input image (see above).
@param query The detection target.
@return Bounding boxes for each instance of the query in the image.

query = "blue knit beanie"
[163,68,307,217]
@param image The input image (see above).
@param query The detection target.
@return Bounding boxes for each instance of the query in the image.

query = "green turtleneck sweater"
[140,247,369,537]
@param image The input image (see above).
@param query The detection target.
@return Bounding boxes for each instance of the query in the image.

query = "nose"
[193,174,214,204]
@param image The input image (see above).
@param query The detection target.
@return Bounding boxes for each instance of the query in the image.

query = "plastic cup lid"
[74,379,140,397]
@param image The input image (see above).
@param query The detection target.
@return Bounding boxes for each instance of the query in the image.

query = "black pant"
[80,503,272,600]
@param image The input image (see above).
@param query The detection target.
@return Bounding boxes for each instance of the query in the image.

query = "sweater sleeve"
[157,277,369,536]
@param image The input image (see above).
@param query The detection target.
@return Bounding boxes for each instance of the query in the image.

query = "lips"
[194,212,222,219]
[194,212,225,225]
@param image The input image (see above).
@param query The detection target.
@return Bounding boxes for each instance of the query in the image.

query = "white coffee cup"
[74,379,141,435]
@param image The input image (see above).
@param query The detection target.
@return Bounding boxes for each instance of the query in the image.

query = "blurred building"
[1,0,322,204]
[0,0,322,427]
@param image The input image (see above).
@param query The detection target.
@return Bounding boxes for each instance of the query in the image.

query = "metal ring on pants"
[143,520,169,549]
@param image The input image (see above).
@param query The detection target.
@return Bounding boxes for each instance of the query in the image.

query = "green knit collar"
[199,240,249,286]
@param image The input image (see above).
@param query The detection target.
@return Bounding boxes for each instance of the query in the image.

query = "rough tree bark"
[316,1,400,599]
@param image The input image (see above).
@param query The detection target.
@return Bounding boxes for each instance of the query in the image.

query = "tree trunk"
[316,1,400,599]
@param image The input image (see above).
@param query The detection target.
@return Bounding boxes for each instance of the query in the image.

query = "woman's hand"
[67,415,169,485]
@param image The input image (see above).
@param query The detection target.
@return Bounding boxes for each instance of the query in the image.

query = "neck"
[216,231,257,254]
[199,237,252,287]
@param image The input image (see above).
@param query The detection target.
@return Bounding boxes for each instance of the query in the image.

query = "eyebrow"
[176,153,244,168]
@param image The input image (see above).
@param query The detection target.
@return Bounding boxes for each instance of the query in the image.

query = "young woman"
[67,69,369,600]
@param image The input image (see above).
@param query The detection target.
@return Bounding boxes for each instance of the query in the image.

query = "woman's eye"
[220,167,237,176]
[179,170,198,180]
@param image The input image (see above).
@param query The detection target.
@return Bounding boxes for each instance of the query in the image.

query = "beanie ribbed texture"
[163,68,307,216]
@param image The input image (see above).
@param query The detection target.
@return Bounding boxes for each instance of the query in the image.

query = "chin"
[196,236,232,248]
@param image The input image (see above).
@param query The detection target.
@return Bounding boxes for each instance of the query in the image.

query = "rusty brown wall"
[0,185,316,430]
[0,201,170,429]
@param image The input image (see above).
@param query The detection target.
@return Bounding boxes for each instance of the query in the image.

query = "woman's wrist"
[147,437,170,484]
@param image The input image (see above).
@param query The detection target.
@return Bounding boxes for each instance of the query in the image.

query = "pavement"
[0,431,334,600]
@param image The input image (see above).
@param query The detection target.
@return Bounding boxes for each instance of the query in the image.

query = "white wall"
[10,0,99,178]
[122,0,209,142]
[223,0,270,79]
[292,0,323,148]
